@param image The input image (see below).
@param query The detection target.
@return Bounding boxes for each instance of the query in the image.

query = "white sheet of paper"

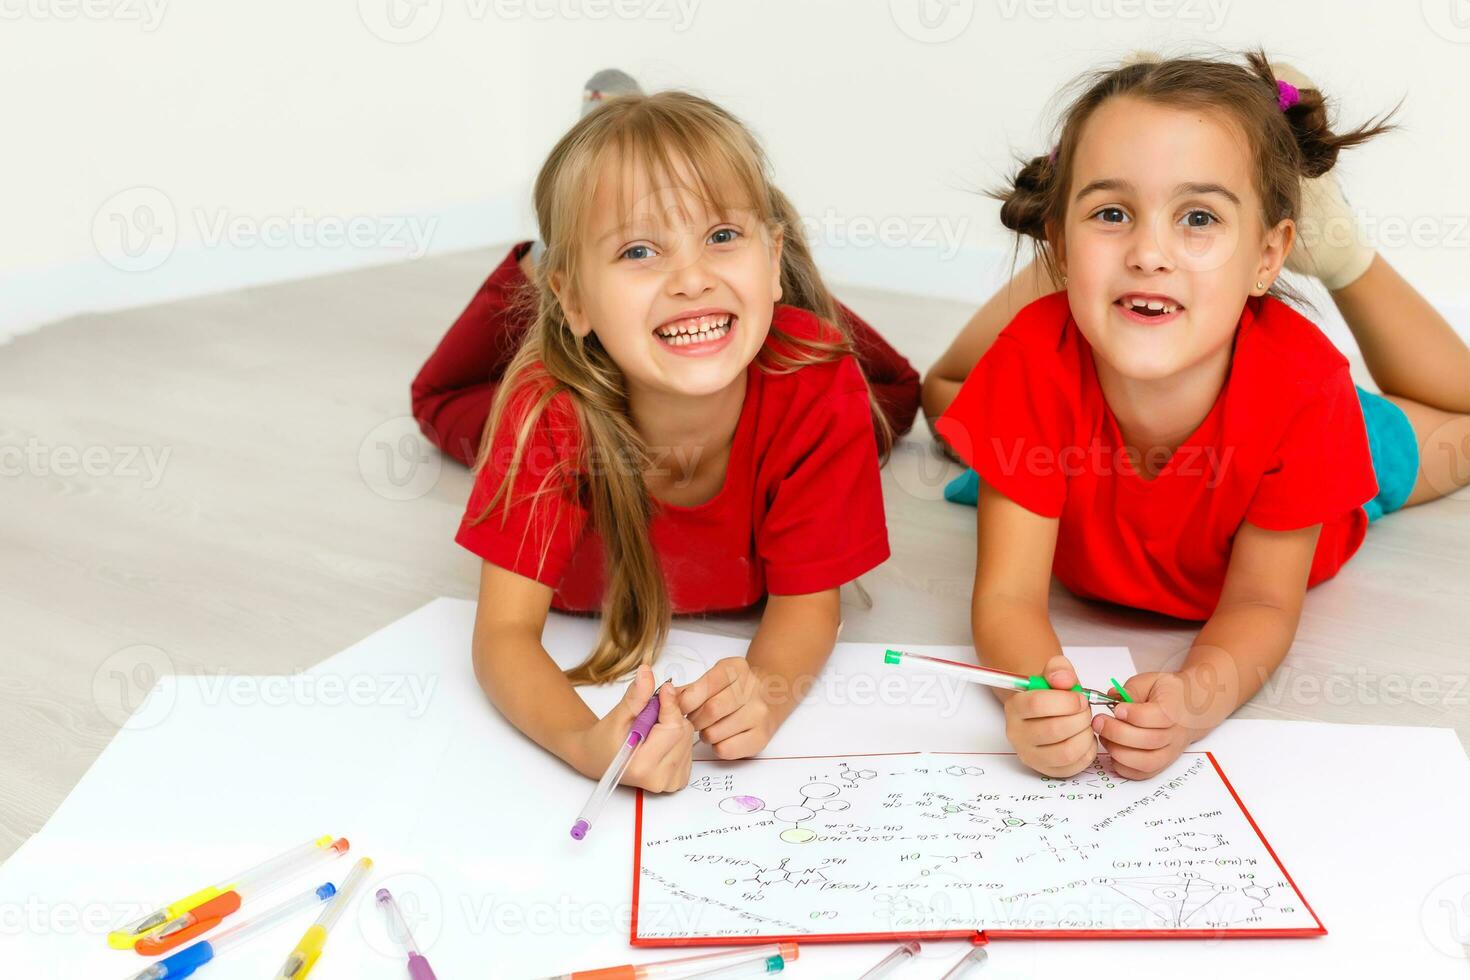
[1,598,1466,979]
[634,751,1321,940]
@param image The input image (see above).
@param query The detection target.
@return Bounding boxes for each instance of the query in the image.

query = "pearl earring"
[1256,280,1265,291]
[1062,275,1068,286]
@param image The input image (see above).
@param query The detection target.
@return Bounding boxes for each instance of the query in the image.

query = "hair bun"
[1250,53,1399,180]
[997,153,1055,241]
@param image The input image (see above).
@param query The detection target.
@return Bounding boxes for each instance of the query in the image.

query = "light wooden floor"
[3,246,1467,863]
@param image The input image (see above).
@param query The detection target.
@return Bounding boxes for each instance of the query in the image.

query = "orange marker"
[543,942,798,980]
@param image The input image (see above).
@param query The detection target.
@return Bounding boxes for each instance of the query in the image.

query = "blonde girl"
[460,91,894,791]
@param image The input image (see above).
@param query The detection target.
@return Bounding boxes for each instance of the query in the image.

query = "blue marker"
[128,882,336,979]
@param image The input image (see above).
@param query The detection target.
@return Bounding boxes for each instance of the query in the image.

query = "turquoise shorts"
[942,385,1419,522]
[1355,386,1418,521]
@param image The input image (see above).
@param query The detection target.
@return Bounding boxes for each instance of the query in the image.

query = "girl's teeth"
[1123,298,1178,315]
[659,314,731,343]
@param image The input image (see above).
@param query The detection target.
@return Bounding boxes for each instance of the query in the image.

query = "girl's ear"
[549,269,593,338]
[1255,218,1296,295]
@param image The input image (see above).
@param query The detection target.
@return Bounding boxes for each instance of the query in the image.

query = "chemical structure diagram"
[722,857,839,898]
[1096,872,1235,927]
[1013,832,1100,865]
[900,849,987,876]
[1039,758,1124,794]
[1235,880,1294,922]
[986,807,1062,833]
[1162,831,1229,853]
[838,763,878,789]
[687,774,734,795]
[941,764,986,778]
[890,792,1067,837]
[719,782,852,843]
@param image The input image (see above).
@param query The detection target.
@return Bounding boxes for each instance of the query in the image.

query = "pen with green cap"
[883,649,1131,706]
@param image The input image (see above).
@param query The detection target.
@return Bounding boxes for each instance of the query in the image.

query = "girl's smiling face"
[552,155,782,402]
[1057,96,1294,383]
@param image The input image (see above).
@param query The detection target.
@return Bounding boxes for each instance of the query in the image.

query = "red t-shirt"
[936,291,1378,621]
[455,304,891,612]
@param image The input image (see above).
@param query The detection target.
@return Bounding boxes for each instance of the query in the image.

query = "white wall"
[5,0,1469,344]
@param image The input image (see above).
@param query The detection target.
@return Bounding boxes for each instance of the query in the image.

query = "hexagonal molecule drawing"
[719,782,853,843]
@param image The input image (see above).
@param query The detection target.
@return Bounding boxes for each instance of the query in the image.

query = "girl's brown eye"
[1095,207,1127,224]
[1183,210,1217,228]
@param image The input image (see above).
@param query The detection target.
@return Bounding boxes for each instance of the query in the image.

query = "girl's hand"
[1004,654,1097,777]
[578,665,694,793]
[1091,672,1195,780]
[676,657,777,761]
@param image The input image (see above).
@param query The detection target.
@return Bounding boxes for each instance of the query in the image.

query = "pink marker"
[570,695,662,841]
[376,888,436,980]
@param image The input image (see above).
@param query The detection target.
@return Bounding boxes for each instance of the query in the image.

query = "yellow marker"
[108,836,340,950]
[273,857,373,979]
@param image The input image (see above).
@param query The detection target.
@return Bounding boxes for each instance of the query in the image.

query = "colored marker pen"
[884,649,1124,705]
[858,940,920,979]
[692,953,785,978]
[135,838,350,955]
[108,835,345,950]
[541,942,798,979]
[126,881,337,980]
[941,946,989,977]
[377,887,437,980]
[570,694,662,841]
[273,857,373,980]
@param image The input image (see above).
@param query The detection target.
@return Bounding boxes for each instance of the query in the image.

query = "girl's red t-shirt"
[455,304,891,613]
[935,291,1378,621]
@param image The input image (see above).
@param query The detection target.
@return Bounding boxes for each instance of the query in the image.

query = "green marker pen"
[884,649,1122,705]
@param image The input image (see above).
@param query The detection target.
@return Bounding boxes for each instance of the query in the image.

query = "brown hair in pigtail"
[989,49,1398,308]
[1254,52,1401,179]
[993,149,1065,290]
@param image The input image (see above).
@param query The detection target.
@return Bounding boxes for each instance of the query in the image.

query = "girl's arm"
[921,261,1060,453]
[972,478,1064,674]
[1095,521,1320,779]
[973,479,1099,777]
[471,560,695,791]
[677,588,842,760]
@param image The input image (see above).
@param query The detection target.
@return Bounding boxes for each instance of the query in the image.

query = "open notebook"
[632,752,1323,944]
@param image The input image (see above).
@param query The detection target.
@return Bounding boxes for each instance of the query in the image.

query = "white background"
[5,0,1470,342]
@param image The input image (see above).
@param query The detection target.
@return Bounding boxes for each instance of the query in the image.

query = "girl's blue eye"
[709,227,740,245]
[1182,209,1218,228]
[621,244,654,260]
[1094,207,1128,224]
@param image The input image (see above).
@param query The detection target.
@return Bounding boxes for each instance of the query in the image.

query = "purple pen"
[376,888,437,980]
[570,694,662,841]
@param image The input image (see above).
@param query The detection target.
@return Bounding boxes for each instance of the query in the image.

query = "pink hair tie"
[1276,79,1301,111]
[1048,145,1058,164]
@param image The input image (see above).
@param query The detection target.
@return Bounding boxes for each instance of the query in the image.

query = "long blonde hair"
[468,91,892,685]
